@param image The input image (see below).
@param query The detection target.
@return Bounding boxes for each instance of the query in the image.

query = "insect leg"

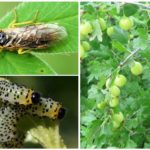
[18,48,30,54]
[8,9,17,28]
[9,10,40,28]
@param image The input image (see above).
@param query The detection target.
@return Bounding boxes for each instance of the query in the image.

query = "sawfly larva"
[0,10,67,54]
[26,97,66,120]
[0,78,41,105]
[0,103,25,144]
[0,97,65,148]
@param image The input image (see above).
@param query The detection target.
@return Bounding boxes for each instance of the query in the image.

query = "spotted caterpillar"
[26,97,65,120]
[0,97,65,148]
[0,78,41,105]
[0,103,25,145]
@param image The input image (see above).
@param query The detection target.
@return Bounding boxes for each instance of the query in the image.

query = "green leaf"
[126,118,138,129]
[87,60,101,82]
[132,37,148,50]
[126,139,137,148]
[91,19,102,42]
[123,4,139,17]
[0,2,78,74]
[0,52,54,74]
[112,40,126,52]
[144,143,150,148]
[81,111,96,125]
[88,85,99,99]
[111,27,128,44]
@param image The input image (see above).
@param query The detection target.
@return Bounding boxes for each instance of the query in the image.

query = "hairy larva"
[0,10,67,54]
[0,78,41,105]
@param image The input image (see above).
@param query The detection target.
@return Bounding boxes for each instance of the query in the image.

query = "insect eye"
[58,108,66,119]
[31,92,41,104]
[0,32,6,39]
[0,32,6,45]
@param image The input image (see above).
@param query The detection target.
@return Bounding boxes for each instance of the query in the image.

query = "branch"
[80,2,150,15]
[119,48,141,67]
[108,48,141,79]
[126,2,150,9]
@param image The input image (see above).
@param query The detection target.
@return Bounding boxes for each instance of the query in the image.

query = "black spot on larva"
[11,83,15,86]
[25,94,28,99]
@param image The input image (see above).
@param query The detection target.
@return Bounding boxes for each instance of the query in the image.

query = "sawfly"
[0,10,68,54]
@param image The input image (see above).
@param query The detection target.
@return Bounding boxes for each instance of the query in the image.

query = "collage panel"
[0,76,78,148]
[80,2,150,148]
[0,2,78,75]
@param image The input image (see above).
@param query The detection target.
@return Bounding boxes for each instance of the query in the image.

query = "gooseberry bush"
[80,2,150,148]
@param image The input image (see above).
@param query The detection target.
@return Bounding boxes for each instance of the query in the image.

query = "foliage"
[80,2,150,148]
[0,2,78,74]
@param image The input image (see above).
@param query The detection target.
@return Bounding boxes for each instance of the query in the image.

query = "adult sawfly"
[0,10,67,54]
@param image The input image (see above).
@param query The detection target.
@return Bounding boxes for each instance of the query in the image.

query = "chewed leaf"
[26,125,66,148]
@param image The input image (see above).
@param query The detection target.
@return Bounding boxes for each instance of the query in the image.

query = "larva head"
[0,31,7,46]
[19,89,41,106]
[28,97,65,120]
[31,92,41,104]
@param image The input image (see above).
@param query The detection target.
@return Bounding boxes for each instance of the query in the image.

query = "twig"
[126,2,150,9]
[108,48,141,79]
[81,2,150,15]
[119,48,141,67]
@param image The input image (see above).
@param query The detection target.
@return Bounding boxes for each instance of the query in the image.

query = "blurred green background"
[2,76,78,148]
[0,2,78,75]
